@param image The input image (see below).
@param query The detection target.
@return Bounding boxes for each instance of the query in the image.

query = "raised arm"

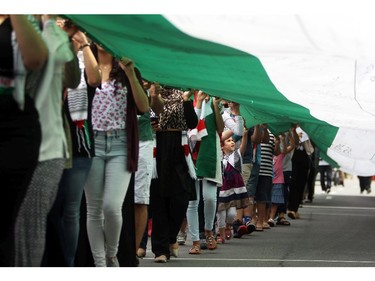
[182,90,198,129]
[261,124,270,143]
[10,15,48,70]
[63,43,80,89]
[119,57,149,113]
[290,124,301,146]
[213,97,224,134]
[285,132,296,154]
[73,31,101,87]
[149,83,164,115]
[279,134,287,155]
[239,127,248,156]
[273,133,281,156]
[251,124,263,144]
[222,108,244,137]
[194,90,207,117]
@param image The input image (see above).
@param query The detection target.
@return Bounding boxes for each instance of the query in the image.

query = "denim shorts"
[271,183,284,204]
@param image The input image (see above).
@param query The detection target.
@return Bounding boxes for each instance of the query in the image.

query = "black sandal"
[277,217,291,226]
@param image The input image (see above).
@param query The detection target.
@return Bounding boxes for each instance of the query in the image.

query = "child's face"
[222,137,235,153]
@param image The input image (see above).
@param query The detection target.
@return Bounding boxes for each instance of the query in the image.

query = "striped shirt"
[259,130,275,177]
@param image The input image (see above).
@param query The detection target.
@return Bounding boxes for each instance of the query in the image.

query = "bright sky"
[4,0,374,14]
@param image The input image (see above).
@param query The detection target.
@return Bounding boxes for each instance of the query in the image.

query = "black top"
[0,18,14,79]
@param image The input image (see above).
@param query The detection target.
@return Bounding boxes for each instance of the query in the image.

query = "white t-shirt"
[35,19,74,162]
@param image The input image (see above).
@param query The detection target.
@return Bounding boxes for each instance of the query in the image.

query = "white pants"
[186,179,218,241]
[134,140,153,205]
[216,207,237,229]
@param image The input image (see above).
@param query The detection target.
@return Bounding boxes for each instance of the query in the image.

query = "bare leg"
[269,204,278,221]
[134,204,148,253]
[256,202,266,229]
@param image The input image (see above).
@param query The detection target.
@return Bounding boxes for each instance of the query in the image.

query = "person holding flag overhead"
[186,91,224,254]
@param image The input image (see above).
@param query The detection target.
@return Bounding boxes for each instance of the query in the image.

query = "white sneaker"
[177,230,187,245]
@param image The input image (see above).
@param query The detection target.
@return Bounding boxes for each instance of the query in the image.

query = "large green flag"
[65,14,375,176]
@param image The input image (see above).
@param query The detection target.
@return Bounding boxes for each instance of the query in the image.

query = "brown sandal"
[189,245,201,254]
[206,235,217,250]
[225,227,232,240]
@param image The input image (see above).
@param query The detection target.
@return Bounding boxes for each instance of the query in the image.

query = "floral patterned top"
[92,80,127,131]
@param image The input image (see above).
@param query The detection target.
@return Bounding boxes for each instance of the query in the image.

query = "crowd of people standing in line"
[2,15,370,267]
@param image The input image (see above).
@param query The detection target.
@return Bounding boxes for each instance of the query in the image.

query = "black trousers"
[288,150,310,212]
[358,176,371,192]
[306,162,318,200]
[150,131,193,257]
[0,95,41,266]
[277,170,292,214]
[150,180,189,257]
[319,165,333,191]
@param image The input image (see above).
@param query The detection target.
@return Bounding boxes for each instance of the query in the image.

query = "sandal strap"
[206,235,217,249]
[189,245,201,254]
[206,235,215,243]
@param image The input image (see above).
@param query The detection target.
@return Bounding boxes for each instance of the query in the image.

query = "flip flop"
[189,245,201,254]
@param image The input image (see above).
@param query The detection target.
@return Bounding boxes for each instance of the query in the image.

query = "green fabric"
[137,111,153,141]
[65,15,338,166]
[196,105,217,179]
[0,86,13,95]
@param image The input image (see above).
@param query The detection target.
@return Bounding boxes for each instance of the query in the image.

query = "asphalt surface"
[138,175,375,268]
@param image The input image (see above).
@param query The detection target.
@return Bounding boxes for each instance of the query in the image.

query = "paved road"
[138,176,375,268]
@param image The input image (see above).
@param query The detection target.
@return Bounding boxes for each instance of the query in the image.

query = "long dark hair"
[90,43,128,86]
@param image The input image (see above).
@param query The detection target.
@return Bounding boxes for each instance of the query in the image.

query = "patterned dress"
[218,149,250,212]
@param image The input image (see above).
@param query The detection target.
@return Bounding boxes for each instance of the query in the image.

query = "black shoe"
[246,221,256,234]
[233,220,247,238]
[326,188,331,194]
[199,232,208,249]
[200,238,208,250]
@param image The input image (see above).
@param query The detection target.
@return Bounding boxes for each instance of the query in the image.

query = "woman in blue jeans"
[83,44,149,267]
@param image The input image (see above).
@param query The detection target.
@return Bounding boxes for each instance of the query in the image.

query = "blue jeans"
[48,157,93,266]
[84,130,132,266]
